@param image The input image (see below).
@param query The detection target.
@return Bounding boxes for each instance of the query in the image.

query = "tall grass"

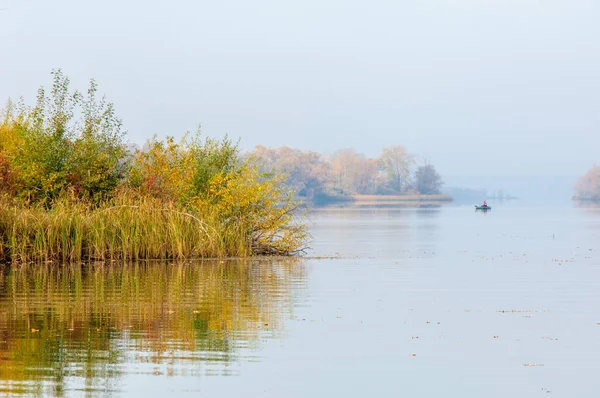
[0,194,306,264]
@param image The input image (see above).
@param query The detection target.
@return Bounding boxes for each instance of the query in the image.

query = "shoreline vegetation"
[0,70,455,264]
[0,71,307,264]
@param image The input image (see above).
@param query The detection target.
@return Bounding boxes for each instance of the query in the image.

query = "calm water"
[2,202,600,397]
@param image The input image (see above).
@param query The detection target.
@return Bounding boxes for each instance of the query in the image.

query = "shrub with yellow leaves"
[0,71,308,263]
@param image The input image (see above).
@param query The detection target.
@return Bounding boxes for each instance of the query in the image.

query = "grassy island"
[0,71,307,264]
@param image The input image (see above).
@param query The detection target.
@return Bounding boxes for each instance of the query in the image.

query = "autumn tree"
[378,145,414,193]
[249,145,330,199]
[575,165,600,200]
[414,164,443,194]
[250,145,444,199]
[331,148,380,195]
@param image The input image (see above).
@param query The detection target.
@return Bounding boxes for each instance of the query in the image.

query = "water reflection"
[414,208,441,219]
[309,205,441,258]
[574,201,600,212]
[0,259,306,396]
[318,203,444,210]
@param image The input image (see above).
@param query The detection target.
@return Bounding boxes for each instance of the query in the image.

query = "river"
[1,202,600,397]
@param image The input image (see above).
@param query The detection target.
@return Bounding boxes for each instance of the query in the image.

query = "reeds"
[0,195,306,264]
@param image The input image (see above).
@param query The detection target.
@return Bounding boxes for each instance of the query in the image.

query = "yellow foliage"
[126,133,308,257]
[575,165,600,200]
[129,135,197,203]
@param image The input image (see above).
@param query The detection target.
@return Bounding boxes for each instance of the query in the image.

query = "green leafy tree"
[2,69,128,205]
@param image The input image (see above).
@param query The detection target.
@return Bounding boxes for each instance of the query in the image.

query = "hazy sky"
[1,0,599,181]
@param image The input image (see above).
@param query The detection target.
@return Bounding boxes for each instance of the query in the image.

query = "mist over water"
[445,174,578,206]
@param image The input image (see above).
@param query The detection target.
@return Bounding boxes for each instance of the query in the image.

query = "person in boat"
[483,201,488,207]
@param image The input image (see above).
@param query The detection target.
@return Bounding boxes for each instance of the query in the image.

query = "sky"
[1,0,599,190]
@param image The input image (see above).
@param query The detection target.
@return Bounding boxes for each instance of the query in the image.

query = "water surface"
[2,202,600,397]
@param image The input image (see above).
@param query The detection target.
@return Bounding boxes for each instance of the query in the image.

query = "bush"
[127,132,307,257]
[1,70,127,206]
[0,71,307,263]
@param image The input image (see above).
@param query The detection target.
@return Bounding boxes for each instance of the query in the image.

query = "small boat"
[475,205,491,210]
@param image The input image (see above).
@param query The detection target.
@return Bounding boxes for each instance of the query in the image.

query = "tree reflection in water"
[0,259,306,396]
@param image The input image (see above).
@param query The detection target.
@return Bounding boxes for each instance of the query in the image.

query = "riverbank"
[303,193,453,207]
[573,195,600,202]
[349,194,453,205]
[0,194,307,264]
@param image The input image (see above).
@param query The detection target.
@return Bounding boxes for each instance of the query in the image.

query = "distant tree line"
[248,145,443,201]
